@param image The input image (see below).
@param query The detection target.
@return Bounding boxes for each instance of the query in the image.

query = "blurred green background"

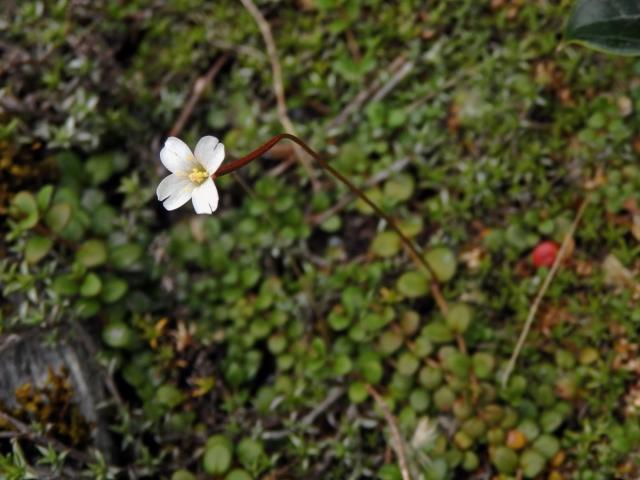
[3,1,640,479]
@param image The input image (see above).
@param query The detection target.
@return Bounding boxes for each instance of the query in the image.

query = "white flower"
[156,136,224,214]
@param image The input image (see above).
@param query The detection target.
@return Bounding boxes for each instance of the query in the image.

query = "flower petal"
[191,177,219,215]
[194,135,225,175]
[162,182,195,211]
[160,137,196,174]
[156,173,190,201]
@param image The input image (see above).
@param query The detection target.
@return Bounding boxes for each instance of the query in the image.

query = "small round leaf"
[25,235,53,264]
[76,239,107,268]
[45,203,72,233]
[80,273,102,297]
[397,271,429,298]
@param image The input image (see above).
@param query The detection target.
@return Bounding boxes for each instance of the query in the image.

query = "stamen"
[188,167,208,184]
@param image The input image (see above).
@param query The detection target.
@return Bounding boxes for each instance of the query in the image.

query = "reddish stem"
[215,133,448,314]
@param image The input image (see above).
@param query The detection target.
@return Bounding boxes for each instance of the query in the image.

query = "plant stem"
[216,133,448,314]
[501,196,589,387]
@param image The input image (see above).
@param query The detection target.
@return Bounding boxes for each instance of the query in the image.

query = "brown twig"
[365,385,412,480]
[262,387,344,440]
[370,60,415,103]
[169,54,230,137]
[239,0,319,189]
[0,410,90,463]
[501,196,590,387]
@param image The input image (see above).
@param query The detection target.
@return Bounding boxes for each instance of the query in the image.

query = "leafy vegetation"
[2,1,640,479]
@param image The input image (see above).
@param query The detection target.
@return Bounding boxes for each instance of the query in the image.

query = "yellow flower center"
[188,166,209,185]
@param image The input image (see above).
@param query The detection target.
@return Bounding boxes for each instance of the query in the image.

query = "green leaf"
[236,438,265,470]
[225,469,252,480]
[85,153,115,185]
[519,449,546,478]
[156,384,184,408]
[383,173,414,203]
[358,353,383,383]
[320,214,341,233]
[11,191,39,229]
[348,381,368,403]
[424,247,457,283]
[565,0,640,55]
[52,274,79,296]
[171,470,196,480]
[76,239,107,268]
[45,203,72,233]
[202,443,232,475]
[445,303,473,333]
[422,322,454,344]
[36,185,54,210]
[91,205,117,236]
[102,322,135,349]
[110,243,143,269]
[206,435,233,451]
[371,231,400,258]
[396,271,429,298]
[79,273,102,297]
[25,235,53,264]
[396,351,419,376]
[74,298,100,318]
[101,276,128,303]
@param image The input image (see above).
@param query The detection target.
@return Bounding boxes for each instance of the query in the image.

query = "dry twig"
[365,384,412,480]
[169,54,230,137]
[370,60,415,103]
[239,0,319,189]
[0,410,90,463]
[501,197,590,387]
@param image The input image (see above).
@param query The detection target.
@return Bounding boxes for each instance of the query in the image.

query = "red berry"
[532,241,560,268]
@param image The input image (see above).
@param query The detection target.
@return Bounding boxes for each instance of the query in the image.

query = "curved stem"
[216,133,448,314]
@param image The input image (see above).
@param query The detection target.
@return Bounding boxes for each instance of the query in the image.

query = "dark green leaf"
[74,298,100,318]
[36,185,54,210]
[86,153,115,185]
[101,276,128,303]
[566,0,640,55]
[110,243,143,269]
[52,274,78,296]
[25,235,53,264]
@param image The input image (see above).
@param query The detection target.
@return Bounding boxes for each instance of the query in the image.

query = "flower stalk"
[217,133,449,314]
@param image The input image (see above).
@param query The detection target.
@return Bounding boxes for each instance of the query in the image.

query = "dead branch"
[502,196,590,387]
[169,54,230,137]
[239,0,320,189]
[366,384,412,480]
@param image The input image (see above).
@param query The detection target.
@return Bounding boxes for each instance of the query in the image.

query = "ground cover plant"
[2,1,640,479]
